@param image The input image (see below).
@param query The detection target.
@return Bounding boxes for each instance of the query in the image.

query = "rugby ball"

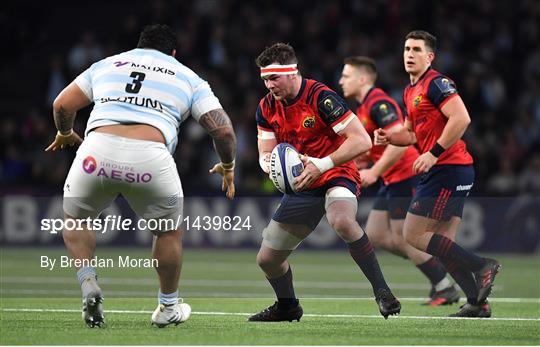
[269,143,304,194]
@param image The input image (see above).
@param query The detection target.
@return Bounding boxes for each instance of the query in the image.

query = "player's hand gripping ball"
[269,143,304,194]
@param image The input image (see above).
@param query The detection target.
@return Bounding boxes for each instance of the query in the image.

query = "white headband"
[260,64,298,77]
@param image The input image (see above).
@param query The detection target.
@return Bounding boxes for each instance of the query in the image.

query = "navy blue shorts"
[408,164,474,221]
[272,178,360,230]
[372,175,419,220]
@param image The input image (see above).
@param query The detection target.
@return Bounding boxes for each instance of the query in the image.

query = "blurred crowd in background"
[2,0,540,196]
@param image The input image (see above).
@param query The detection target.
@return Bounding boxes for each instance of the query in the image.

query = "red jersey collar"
[282,78,307,106]
[410,66,432,87]
[360,86,376,105]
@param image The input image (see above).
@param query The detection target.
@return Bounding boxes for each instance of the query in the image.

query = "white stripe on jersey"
[74,48,222,153]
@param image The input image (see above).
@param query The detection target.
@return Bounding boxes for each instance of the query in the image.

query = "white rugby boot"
[151,299,191,328]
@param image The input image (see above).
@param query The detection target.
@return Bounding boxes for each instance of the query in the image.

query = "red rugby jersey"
[403,67,473,165]
[256,78,361,190]
[356,87,419,185]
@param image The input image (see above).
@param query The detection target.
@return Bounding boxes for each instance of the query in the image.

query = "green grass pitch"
[1,248,539,345]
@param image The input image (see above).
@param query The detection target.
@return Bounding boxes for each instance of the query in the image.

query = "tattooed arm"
[53,106,76,135]
[200,108,237,199]
[46,82,91,151]
[199,108,237,165]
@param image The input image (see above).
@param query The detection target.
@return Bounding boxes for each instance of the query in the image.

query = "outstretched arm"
[200,108,237,199]
[199,109,237,164]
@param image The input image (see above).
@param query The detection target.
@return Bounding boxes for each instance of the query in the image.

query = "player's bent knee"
[364,226,387,248]
[328,213,356,234]
[261,220,303,251]
[62,228,78,243]
[256,251,274,269]
[255,248,288,271]
[390,233,409,255]
[325,187,359,236]
[62,219,89,243]
[402,226,419,248]
[367,234,385,248]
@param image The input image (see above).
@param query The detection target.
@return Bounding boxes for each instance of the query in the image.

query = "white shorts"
[63,132,183,224]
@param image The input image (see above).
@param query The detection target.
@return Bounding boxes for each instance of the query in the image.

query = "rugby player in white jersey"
[46,24,236,328]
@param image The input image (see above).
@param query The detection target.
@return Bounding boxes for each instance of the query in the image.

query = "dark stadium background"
[1,0,539,252]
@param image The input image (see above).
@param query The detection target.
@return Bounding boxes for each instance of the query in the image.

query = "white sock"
[434,277,451,292]
[77,266,101,297]
[77,266,96,285]
[159,290,178,306]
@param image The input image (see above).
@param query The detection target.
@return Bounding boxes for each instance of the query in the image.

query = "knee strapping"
[262,220,303,251]
[325,186,358,213]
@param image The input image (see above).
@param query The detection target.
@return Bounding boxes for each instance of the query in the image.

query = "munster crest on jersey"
[302,115,315,128]
[413,94,423,107]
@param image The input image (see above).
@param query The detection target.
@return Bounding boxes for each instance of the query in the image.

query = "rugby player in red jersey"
[249,43,400,322]
[375,30,500,317]
[340,56,459,306]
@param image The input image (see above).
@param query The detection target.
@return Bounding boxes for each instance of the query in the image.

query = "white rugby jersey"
[74,48,222,153]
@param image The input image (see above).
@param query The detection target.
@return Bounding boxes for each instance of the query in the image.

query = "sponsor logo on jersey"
[114,61,175,75]
[114,61,130,67]
[82,156,97,174]
[100,96,164,112]
[456,184,473,191]
[130,63,175,75]
[302,115,315,128]
[413,94,423,107]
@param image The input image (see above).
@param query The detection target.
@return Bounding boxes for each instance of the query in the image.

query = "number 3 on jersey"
[125,71,146,94]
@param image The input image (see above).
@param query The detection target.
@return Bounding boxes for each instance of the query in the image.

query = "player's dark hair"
[343,56,378,81]
[405,30,437,53]
[255,43,298,67]
[137,24,177,55]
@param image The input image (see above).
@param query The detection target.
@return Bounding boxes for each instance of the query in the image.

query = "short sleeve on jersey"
[427,76,458,108]
[190,78,222,121]
[370,100,400,128]
[255,104,272,130]
[317,90,351,125]
[74,66,94,100]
